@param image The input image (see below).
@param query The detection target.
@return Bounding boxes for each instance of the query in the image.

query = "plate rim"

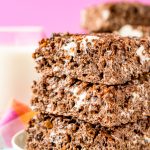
[11,129,25,150]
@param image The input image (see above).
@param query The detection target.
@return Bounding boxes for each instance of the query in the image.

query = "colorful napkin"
[0,99,34,149]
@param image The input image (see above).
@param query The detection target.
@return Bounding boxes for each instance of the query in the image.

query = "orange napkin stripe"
[19,111,36,125]
[12,99,31,116]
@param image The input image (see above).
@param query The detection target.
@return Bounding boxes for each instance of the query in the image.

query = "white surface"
[12,130,26,150]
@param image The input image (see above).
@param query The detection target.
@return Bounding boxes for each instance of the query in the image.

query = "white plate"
[11,130,26,150]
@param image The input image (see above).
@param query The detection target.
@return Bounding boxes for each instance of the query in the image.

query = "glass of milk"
[0,27,44,116]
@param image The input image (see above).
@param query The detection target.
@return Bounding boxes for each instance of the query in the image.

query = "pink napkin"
[0,99,34,149]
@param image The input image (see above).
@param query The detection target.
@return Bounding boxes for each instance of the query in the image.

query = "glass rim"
[0,26,45,46]
[0,26,43,33]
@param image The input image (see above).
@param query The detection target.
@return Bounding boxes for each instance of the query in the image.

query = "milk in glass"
[0,27,44,116]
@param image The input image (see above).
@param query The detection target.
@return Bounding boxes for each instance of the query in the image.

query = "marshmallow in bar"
[31,73,150,127]
[33,33,150,85]
[26,114,150,150]
[81,2,150,34]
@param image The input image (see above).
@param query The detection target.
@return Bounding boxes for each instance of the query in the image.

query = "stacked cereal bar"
[81,2,150,37]
[31,73,149,127]
[26,114,150,150]
[32,33,149,85]
[26,33,150,149]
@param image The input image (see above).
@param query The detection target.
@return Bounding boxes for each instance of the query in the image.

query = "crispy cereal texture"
[31,73,150,127]
[33,33,150,85]
[26,114,150,150]
[81,2,150,32]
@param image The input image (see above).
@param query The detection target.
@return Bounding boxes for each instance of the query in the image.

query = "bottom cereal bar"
[26,114,150,150]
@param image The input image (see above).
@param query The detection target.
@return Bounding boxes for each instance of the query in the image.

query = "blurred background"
[0,0,149,149]
[0,0,149,34]
[0,0,118,118]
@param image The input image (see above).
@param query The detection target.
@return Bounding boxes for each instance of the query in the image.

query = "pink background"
[0,0,149,35]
